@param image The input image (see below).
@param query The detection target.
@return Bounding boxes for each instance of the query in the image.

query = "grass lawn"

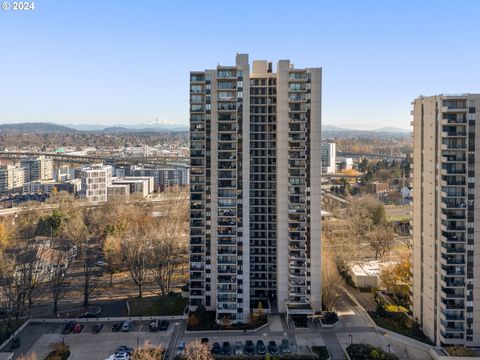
[312,346,331,360]
[129,293,187,316]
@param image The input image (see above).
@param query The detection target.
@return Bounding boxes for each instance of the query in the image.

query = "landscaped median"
[311,346,331,360]
[44,343,71,360]
[345,344,398,360]
[368,303,433,345]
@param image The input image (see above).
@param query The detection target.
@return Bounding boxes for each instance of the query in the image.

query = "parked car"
[116,346,134,355]
[112,322,122,332]
[159,320,169,331]
[73,323,84,333]
[221,341,232,355]
[121,320,134,332]
[149,320,158,332]
[234,341,244,355]
[114,352,129,360]
[176,341,186,356]
[79,312,97,318]
[268,340,279,355]
[62,321,76,334]
[279,339,291,354]
[256,340,266,355]
[92,324,104,334]
[245,340,255,355]
[211,342,222,355]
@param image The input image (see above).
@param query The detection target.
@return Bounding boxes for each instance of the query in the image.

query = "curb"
[184,320,270,334]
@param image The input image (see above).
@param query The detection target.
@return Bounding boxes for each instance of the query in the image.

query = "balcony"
[217,303,237,311]
[440,321,465,333]
[218,266,237,274]
[441,266,465,276]
[442,155,466,163]
[441,298,464,309]
[441,288,464,299]
[289,270,306,278]
[218,103,237,112]
[441,243,465,254]
[441,142,466,150]
[440,255,465,266]
[441,278,465,288]
[441,167,466,176]
[289,260,307,269]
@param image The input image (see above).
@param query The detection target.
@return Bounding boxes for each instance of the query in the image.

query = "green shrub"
[347,344,398,360]
[322,311,338,324]
[311,346,330,360]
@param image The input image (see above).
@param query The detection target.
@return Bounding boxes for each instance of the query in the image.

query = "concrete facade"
[321,142,336,174]
[21,156,54,182]
[189,54,322,322]
[412,94,480,346]
[80,164,113,202]
[0,164,25,193]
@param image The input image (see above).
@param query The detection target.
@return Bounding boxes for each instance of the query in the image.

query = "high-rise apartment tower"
[189,54,322,323]
[412,94,480,345]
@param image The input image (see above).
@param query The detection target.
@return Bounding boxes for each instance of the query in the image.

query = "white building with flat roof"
[80,164,112,202]
[0,164,25,193]
[321,142,336,174]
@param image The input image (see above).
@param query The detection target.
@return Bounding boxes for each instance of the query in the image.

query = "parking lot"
[16,321,174,360]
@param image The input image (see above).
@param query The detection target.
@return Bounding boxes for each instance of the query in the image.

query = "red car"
[73,323,84,333]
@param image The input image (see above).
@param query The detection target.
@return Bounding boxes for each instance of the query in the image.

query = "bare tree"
[322,248,344,311]
[122,232,151,299]
[82,245,98,308]
[0,251,26,335]
[369,226,395,260]
[184,341,213,360]
[103,235,123,286]
[150,193,189,294]
[49,255,69,314]
[16,248,50,314]
[131,341,165,360]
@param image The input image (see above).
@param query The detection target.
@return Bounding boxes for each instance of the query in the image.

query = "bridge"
[337,151,406,161]
[0,151,189,167]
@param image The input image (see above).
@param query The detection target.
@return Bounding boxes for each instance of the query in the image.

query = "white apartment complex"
[21,156,54,182]
[80,164,112,202]
[189,54,322,323]
[321,142,336,174]
[112,176,154,198]
[412,94,480,346]
[0,164,25,193]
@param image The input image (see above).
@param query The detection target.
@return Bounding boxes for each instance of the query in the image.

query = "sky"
[0,0,479,130]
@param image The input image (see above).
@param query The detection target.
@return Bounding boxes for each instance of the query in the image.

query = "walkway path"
[322,332,345,360]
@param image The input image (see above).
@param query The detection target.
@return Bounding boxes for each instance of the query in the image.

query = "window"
[191,85,202,93]
[191,95,203,103]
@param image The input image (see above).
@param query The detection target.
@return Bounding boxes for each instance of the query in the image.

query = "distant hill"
[323,124,409,134]
[0,122,76,133]
[0,122,188,133]
[373,126,410,133]
[102,126,188,133]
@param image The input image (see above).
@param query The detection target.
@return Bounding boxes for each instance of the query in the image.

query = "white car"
[176,341,186,356]
[114,353,129,360]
